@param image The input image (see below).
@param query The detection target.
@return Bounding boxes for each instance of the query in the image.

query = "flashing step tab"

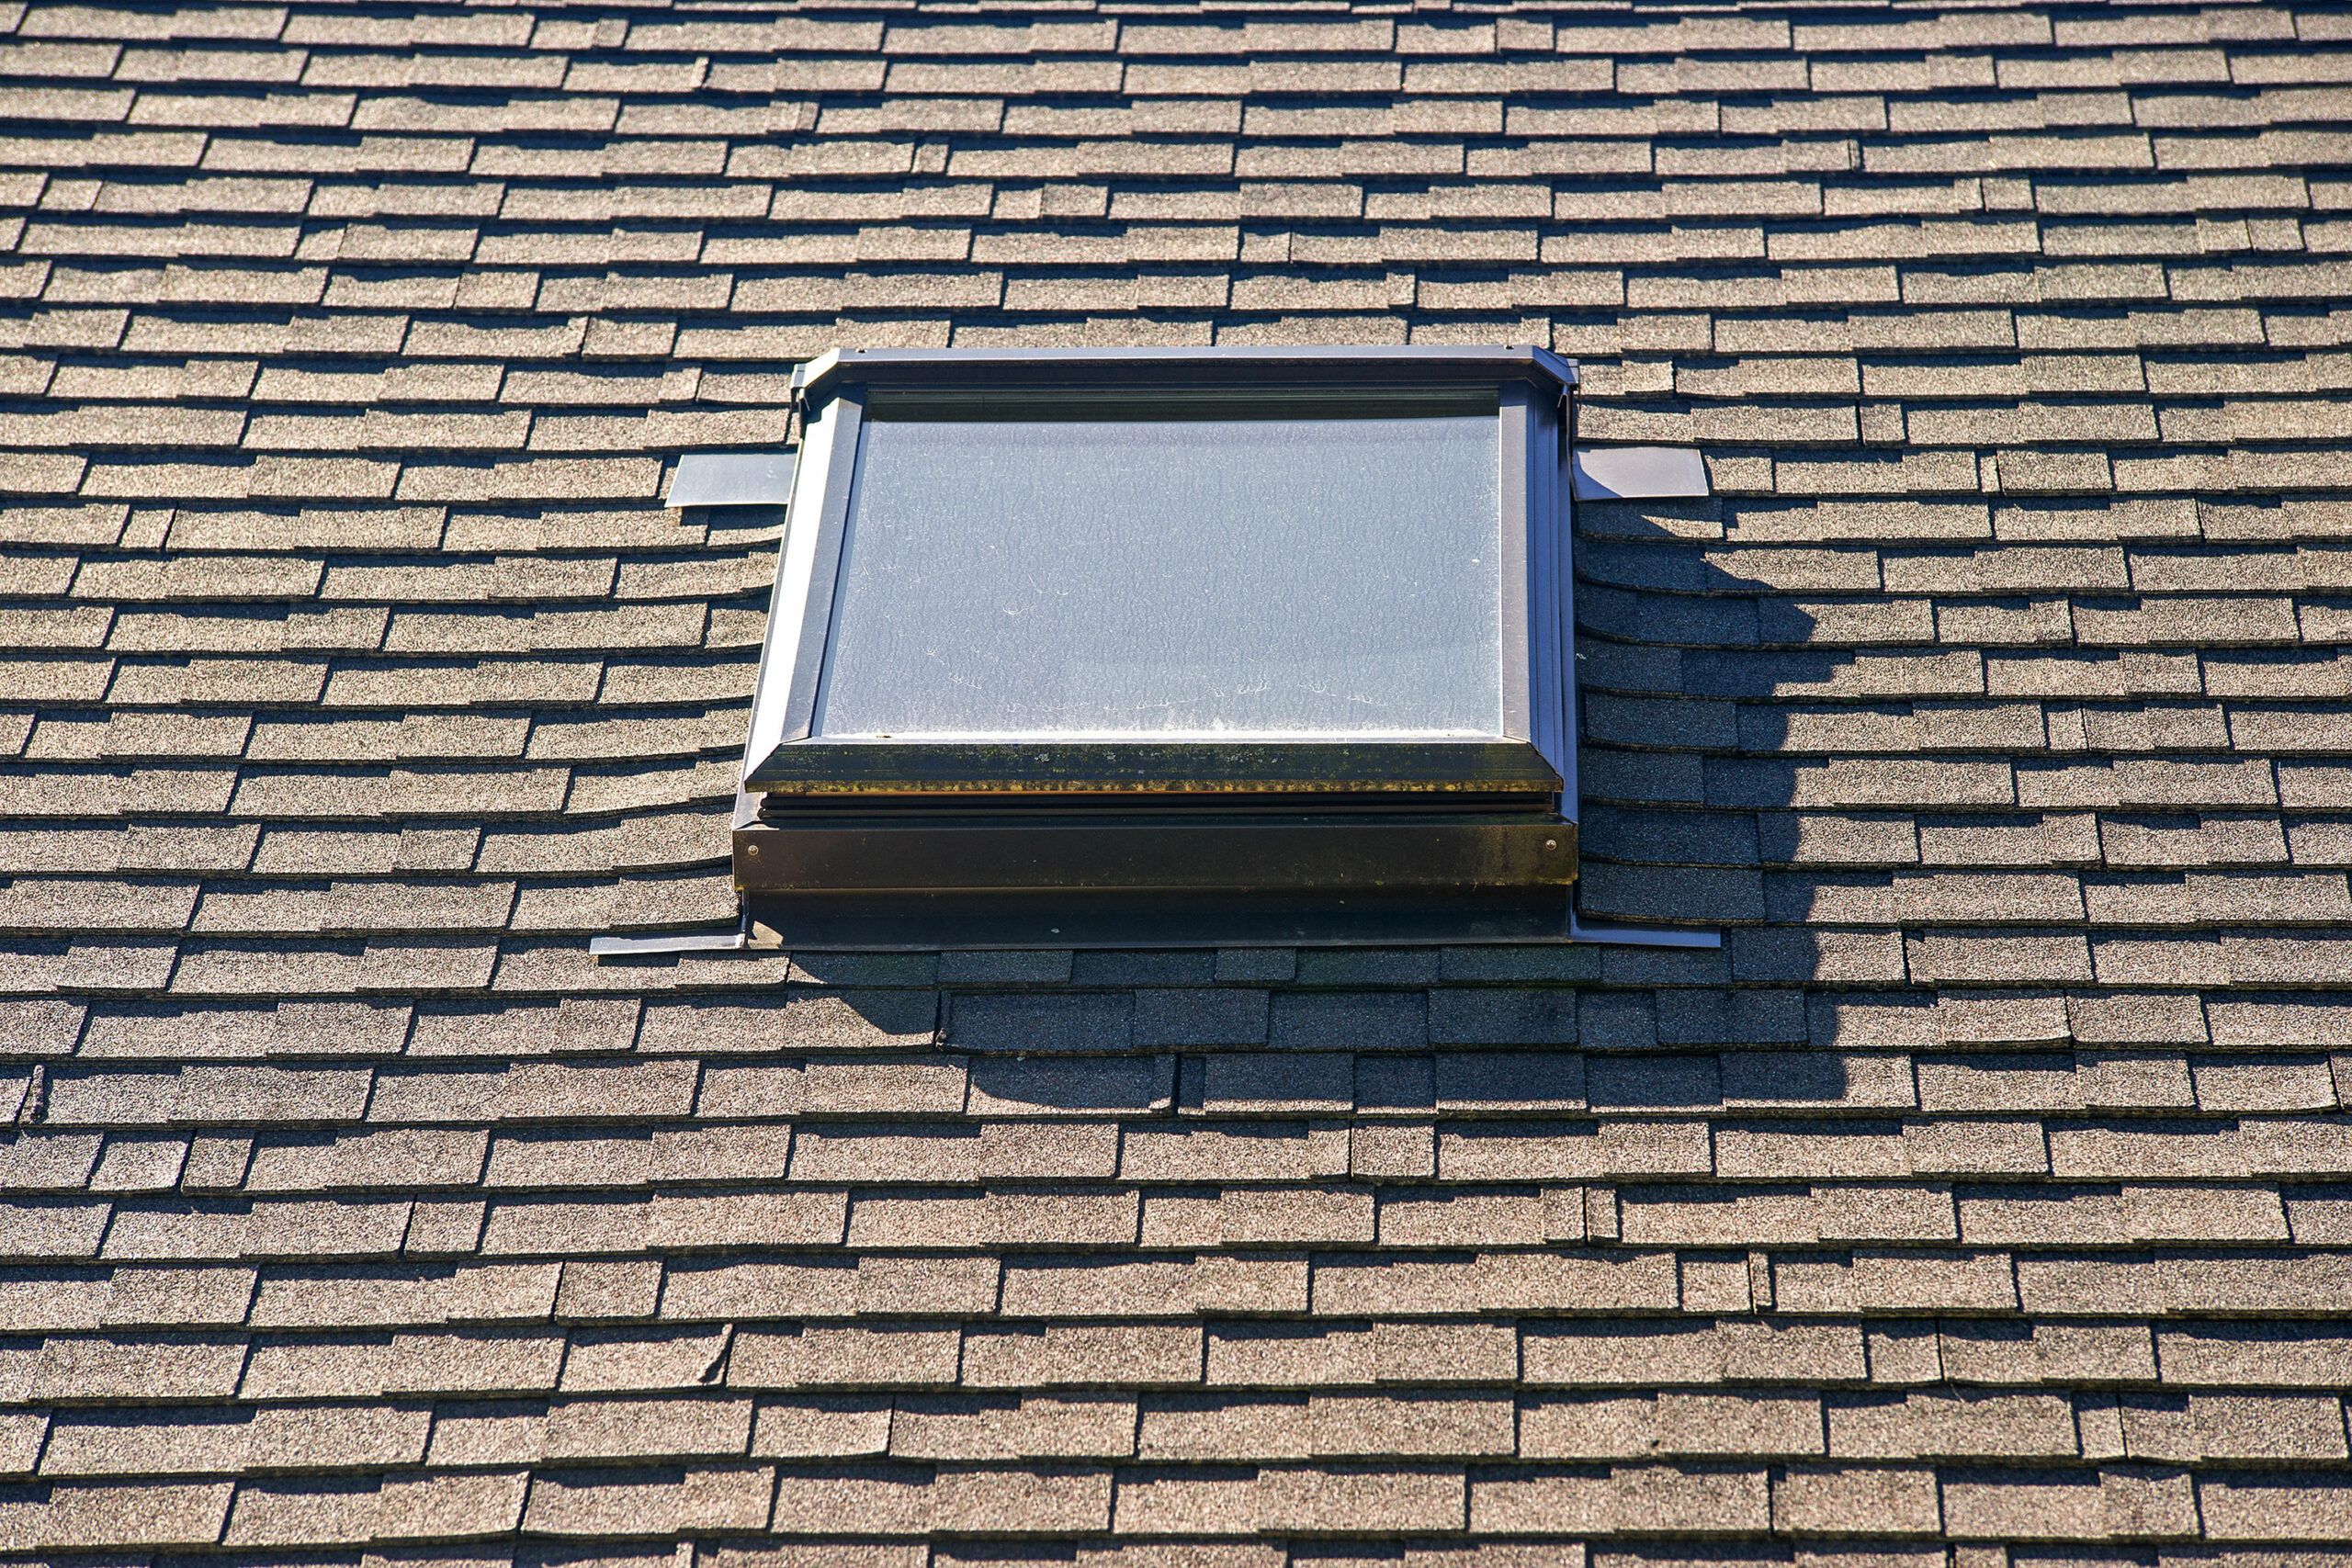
[1571,445,1709,502]
[589,929,748,957]
[667,451,797,508]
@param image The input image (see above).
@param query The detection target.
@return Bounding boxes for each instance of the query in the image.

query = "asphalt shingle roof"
[5,0,2352,1556]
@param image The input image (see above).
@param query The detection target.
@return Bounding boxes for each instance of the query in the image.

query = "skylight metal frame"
[747,346,1577,798]
[736,344,1584,947]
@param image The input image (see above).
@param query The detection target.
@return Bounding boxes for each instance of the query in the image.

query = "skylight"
[733,345,1582,947]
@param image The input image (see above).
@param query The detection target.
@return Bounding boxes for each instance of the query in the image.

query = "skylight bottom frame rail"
[734,807,1577,948]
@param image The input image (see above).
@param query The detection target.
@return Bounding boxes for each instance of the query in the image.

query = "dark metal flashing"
[735,807,1574,889]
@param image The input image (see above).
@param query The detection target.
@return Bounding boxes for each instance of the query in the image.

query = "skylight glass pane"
[811,413,1504,739]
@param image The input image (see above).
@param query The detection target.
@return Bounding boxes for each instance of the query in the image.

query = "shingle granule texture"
[4,0,2352,1558]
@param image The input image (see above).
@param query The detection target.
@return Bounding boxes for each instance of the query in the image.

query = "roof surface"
[5,0,2352,1559]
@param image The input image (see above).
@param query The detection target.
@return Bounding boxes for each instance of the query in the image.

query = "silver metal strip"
[1570,445,1710,502]
[589,930,749,957]
[666,451,798,508]
[1567,915,1723,948]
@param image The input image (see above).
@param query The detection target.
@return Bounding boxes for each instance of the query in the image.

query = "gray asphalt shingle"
[2,0,2351,1557]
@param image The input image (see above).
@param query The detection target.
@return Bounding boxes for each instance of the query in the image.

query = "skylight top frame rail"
[791,344,1578,404]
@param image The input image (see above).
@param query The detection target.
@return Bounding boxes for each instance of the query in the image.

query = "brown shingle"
[963,1325,1203,1390]
[1772,1463,1941,1535]
[7,5,2352,1557]
[0,1479,233,1549]
[889,1394,1135,1461]
[769,1465,1109,1536]
[522,1463,775,1534]
[1470,1463,1768,1533]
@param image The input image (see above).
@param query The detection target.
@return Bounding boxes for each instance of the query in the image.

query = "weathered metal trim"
[745,738,1563,797]
[735,810,1574,897]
